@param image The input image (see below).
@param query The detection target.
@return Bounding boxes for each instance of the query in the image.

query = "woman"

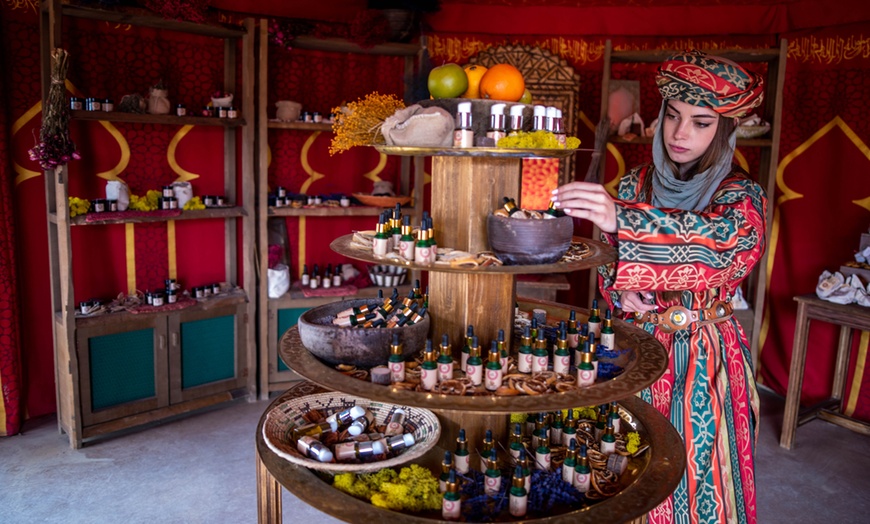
[552,51,767,524]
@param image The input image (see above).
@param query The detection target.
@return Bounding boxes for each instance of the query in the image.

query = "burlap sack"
[381,104,454,147]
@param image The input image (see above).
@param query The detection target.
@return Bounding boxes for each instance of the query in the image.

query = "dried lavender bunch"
[29,48,80,170]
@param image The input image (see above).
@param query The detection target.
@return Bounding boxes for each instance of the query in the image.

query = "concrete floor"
[1,386,868,524]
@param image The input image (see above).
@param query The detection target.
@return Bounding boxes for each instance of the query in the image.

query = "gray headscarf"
[650,101,737,211]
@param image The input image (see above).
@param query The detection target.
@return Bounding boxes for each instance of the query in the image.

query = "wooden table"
[780,294,870,449]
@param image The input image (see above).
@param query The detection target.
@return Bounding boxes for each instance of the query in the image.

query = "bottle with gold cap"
[544,199,563,219]
[439,450,454,493]
[420,340,438,391]
[425,216,438,264]
[531,412,548,451]
[460,325,474,373]
[550,410,564,446]
[517,448,532,491]
[454,428,470,474]
[465,335,483,387]
[487,103,507,142]
[562,409,578,447]
[501,196,522,217]
[484,448,501,496]
[414,226,432,266]
[594,404,608,441]
[601,417,617,455]
[390,203,402,247]
[609,401,622,434]
[388,333,405,384]
[517,325,533,374]
[497,329,509,371]
[574,444,591,493]
[554,322,571,375]
[509,422,524,460]
[437,334,454,383]
[406,306,428,326]
[531,328,549,374]
[588,298,602,338]
[567,310,580,348]
[576,339,596,387]
[480,429,493,474]
[397,215,415,261]
[562,438,578,485]
[600,308,615,351]
[509,466,528,517]
[442,469,461,521]
[534,417,552,471]
[332,312,376,328]
[373,213,390,257]
[589,332,599,374]
[484,340,504,391]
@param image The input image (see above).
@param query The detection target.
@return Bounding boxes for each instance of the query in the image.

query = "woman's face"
[662,99,720,165]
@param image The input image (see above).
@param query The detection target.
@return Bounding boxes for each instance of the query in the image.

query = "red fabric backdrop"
[2,1,870,435]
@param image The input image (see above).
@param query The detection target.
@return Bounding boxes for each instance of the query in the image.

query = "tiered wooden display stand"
[256,147,686,523]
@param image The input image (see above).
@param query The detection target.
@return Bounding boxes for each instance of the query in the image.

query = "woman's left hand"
[551,182,618,233]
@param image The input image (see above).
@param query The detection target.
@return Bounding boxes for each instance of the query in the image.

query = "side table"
[780,294,870,449]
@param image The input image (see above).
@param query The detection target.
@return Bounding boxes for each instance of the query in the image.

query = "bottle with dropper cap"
[442,469,461,521]
[437,333,454,382]
[388,333,405,383]
[509,465,528,517]
[420,339,438,391]
[517,325,533,374]
[486,103,506,143]
[484,340,503,391]
[454,428,470,474]
[397,215,415,261]
[466,335,483,386]
[453,101,473,148]
[460,325,474,372]
[509,104,525,135]
[484,448,501,496]
[600,308,615,350]
[372,213,390,257]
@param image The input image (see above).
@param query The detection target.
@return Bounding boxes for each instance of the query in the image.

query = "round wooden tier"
[330,235,616,275]
[374,145,581,158]
[256,382,686,524]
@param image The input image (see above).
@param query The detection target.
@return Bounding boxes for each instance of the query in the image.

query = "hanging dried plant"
[29,48,80,170]
[329,92,405,155]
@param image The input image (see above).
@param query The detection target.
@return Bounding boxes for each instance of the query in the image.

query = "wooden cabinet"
[254,20,424,398]
[594,40,787,370]
[40,1,256,447]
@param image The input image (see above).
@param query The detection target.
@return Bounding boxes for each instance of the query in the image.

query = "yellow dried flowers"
[329,92,405,155]
[333,464,440,512]
[69,196,90,217]
[129,190,161,211]
[626,431,642,454]
[183,196,206,210]
[497,130,580,149]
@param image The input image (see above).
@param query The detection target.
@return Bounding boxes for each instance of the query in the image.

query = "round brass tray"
[279,309,667,413]
[257,382,686,523]
[374,145,581,159]
[330,235,616,275]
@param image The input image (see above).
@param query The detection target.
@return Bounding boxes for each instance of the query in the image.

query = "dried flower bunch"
[30,48,80,170]
[329,92,405,155]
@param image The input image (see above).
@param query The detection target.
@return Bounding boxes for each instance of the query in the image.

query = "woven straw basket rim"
[262,392,441,473]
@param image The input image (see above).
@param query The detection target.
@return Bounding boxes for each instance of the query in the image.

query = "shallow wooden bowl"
[297,298,429,367]
[487,213,574,265]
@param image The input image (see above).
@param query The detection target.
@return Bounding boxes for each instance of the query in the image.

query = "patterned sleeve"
[604,169,767,294]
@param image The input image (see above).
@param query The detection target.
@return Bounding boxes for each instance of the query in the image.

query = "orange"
[461,64,488,98]
[479,63,525,102]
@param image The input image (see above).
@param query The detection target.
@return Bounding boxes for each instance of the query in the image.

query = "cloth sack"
[267,264,290,298]
[172,182,193,209]
[381,104,454,147]
[105,180,130,211]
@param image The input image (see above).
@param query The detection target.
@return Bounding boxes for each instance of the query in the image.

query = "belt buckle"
[660,305,693,333]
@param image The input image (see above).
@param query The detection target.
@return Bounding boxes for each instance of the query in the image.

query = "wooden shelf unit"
[40,1,256,448]
[594,40,787,371]
[255,19,424,399]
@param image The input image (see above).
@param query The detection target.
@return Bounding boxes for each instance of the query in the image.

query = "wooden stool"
[780,294,870,449]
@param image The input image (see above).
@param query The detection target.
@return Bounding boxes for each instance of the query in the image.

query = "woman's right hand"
[619,291,658,314]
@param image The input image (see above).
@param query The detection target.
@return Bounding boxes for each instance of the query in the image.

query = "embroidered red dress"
[599,163,767,524]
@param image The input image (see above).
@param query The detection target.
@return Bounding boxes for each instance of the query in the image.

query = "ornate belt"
[635,301,733,333]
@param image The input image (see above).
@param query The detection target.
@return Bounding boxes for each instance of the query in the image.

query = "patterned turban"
[656,50,764,118]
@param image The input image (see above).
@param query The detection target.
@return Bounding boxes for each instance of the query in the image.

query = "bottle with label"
[508,104,525,135]
[497,329,509,371]
[535,425,552,472]
[594,404,608,441]
[609,401,622,434]
[388,333,405,383]
[373,215,390,257]
[332,266,342,287]
[531,412,548,451]
[347,409,374,436]
[600,308,615,351]
[292,419,339,440]
[588,298,602,338]
[425,217,438,264]
[484,448,501,496]
[600,418,617,455]
[484,340,503,391]
[532,105,547,131]
[414,227,432,266]
[480,429,493,473]
[486,103,507,143]
[553,323,571,375]
[453,101,474,148]
[300,264,310,287]
[501,196,522,216]
[334,439,385,462]
[460,325,474,372]
[322,265,332,289]
[420,340,438,391]
[532,329,549,374]
[545,106,557,132]
[553,108,567,146]
[573,445,591,493]
[384,408,406,437]
[454,428,470,474]
[465,335,483,387]
[550,410,564,446]
[589,332,599,375]
[313,264,322,288]
[439,451,454,493]
[391,203,402,247]
[562,439,577,485]
[442,469,461,521]
[296,436,334,462]
[437,333,454,383]
[509,466,528,517]
[562,409,577,447]
[525,413,537,437]
[332,312,375,328]
[397,215,415,261]
[517,448,532,492]
[576,340,596,387]
[325,405,367,428]
[383,433,415,455]
[517,325,533,374]
[567,310,580,348]
[509,422,524,459]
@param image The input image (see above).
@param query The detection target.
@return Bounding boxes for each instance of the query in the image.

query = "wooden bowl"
[297,298,429,367]
[352,193,412,208]
[487,213,574,265]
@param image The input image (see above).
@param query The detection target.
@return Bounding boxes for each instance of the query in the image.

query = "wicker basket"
[352,193,412,208]
[262,392,441,473]
[736,123,770,139]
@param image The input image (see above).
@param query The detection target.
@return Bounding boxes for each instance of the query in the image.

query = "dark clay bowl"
[297,298,430,368]
[487,213,574,265]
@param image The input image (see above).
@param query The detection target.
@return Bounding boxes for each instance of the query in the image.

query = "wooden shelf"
[268,284,412,310]
[71,110,246,127]
[266,121,333,131]
[64,207,247,226]
[268,206,384,217]
[73,291,248,329]
[290,35,419,56]
[61,4,246,38]
[608,136,773,147]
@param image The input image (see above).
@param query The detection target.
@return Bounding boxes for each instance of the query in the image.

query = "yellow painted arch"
[167,125,200,182]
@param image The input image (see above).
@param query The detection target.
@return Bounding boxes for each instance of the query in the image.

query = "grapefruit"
[428,63,468,99]
[461,64,488,98]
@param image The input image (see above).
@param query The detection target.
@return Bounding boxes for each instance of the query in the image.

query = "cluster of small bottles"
[494,196,563,219]
[452,102,567,148]
[69,96,113,112]
[372,204,438,265]
[293,406,418,464]
[300,263,344,290]
[267,186,351,208]
[332,284,427,329]
[143,278,221,307]
[441,403,625,520]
